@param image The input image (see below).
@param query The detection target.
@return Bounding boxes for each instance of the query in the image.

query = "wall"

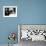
[0,0,18,44]
[0,0,46,44]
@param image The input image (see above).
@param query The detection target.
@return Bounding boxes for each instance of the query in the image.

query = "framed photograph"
[3,6,17,17]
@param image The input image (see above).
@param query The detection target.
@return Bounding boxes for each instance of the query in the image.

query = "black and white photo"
[3,6,17,17]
